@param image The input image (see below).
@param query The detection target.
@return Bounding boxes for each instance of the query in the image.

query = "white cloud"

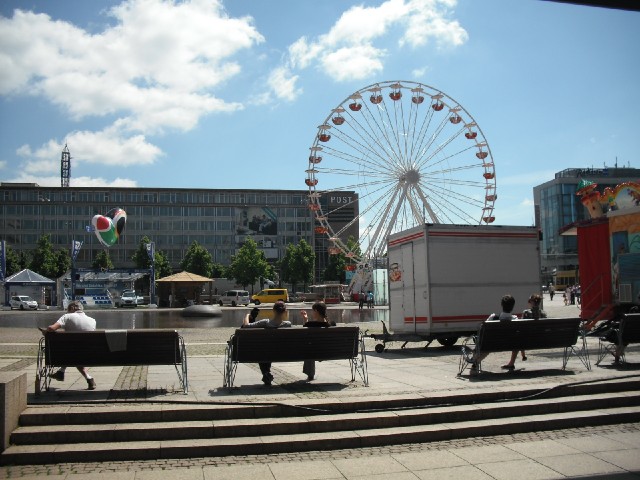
[412,66,429,78]
[16,125,163,175]
[401,0,468,48]
[266,66,302,102]
[0,160,6,170]
[1,172,138,188]
[284,0,466,85]
[0,0,263,184]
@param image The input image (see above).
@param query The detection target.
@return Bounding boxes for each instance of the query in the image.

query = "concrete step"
[9,391,640,446]
[18,377,640,427]
[3,379,639,466]
[3,406,640,465]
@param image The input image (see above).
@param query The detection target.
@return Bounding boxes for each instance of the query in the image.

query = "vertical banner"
[0,240,6,282]
[145,242,155,262]
[71,240,83,263]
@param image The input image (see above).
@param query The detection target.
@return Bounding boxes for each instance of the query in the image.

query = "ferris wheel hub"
[400,168,421,185]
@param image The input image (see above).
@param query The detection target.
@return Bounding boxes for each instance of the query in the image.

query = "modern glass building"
[533,166,640,285]
[0,183,358,282]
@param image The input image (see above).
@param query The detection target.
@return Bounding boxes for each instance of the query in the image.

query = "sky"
[0,0,638,230]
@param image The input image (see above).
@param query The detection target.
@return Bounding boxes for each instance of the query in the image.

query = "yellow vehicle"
[252,288,289,305]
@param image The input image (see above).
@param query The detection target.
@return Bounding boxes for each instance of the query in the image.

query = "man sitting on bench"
[241,300,291,385]
[470,294,517,374]
[43,300,97,390]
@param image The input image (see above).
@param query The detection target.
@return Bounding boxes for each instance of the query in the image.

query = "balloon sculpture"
[92,208,127,247]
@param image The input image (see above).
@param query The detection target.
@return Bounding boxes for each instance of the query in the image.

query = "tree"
[92,250,114,271]
[131,236,173,279]
[4,245,23,277]
[281,239,315,292]
[227,238,270,291]
[154,250,173,279]
[323,251,346,283]
[29,235,61,279]
[180,241,213,277]
[54,250,71,278]
[211,262,226,278]
[322,236,360,284]
[131,236,154,270]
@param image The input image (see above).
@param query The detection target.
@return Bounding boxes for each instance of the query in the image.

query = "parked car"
[218,290,251,307]
[252,288,289,305]
[10,295,38,310]
[114,290,143,308]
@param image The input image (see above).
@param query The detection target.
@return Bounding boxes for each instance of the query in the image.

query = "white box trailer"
[371,223,541,352]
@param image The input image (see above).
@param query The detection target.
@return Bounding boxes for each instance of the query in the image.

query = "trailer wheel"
[375,343,385,353]
[437,337,459,347]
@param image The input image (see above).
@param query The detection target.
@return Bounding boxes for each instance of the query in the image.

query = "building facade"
[0,184,358,282]
[533,166,640,286]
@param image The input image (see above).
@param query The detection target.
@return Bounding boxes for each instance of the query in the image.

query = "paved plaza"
[1,296,639,479]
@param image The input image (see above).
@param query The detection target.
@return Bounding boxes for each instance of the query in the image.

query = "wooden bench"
[596,313,640,365]
[223,326,368,388]
[458,317,590,375]
[36,329,188,394]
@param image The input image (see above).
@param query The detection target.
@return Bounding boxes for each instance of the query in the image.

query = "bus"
[554,270,578,291]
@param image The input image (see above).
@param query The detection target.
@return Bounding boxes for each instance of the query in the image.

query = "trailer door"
[389,239,418,334]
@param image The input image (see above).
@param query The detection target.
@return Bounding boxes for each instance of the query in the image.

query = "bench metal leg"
[223,343,238,388]
[596,337,620,366]
[35,337,52,395]
[566,333,591,370]
[175,336,189,394]
[458,336,477,376]
[351,334,369,386]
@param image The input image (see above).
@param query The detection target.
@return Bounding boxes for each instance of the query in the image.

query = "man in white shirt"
[44,300,97,390]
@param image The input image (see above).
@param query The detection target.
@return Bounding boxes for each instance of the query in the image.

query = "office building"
[533,166,640,286]
[0,184,358,282]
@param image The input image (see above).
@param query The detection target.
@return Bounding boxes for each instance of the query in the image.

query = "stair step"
[3,406,640,465]
[19,378,640,426]
[10,391,640,445]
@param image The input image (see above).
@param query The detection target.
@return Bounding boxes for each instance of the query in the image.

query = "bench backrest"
[478,318,581,353]
[230,326,360,363]
[44,329,183,367]
[620,313,640,343]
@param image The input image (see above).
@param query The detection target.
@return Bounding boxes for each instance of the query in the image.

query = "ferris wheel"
[306,80,497,263]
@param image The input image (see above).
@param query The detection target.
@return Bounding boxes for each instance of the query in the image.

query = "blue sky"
[0,0,638,230]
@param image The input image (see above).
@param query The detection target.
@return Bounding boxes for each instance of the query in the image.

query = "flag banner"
[146,242,155,262]
[71,240,83,262]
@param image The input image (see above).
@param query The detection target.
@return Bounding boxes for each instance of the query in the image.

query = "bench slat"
[223,326,368,387]
[45,330,182,367]
[478,318,581,353]
[231,327,359,363]
[37,329,189,394]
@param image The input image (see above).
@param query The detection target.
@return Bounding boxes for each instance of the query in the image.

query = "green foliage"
[322,236,361,283]
[322,251,346,283]
[54,250,71,278]
[154,250,173,279]
[132,236,173,279]
[29,235,62,279]
[280,239,315,291]
[4,245,23,277]
[131,236,153,269]
[211,262,226,278]
[227,238,271,289]
[180,241,213,277]
[92,250,114,270]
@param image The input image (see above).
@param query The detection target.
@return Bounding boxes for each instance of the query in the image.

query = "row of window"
[1,189,309,206]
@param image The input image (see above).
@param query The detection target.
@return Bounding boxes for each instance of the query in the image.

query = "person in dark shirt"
[301,301,335,380]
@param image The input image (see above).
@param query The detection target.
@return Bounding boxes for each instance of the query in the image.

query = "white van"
[218,290,251,307]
